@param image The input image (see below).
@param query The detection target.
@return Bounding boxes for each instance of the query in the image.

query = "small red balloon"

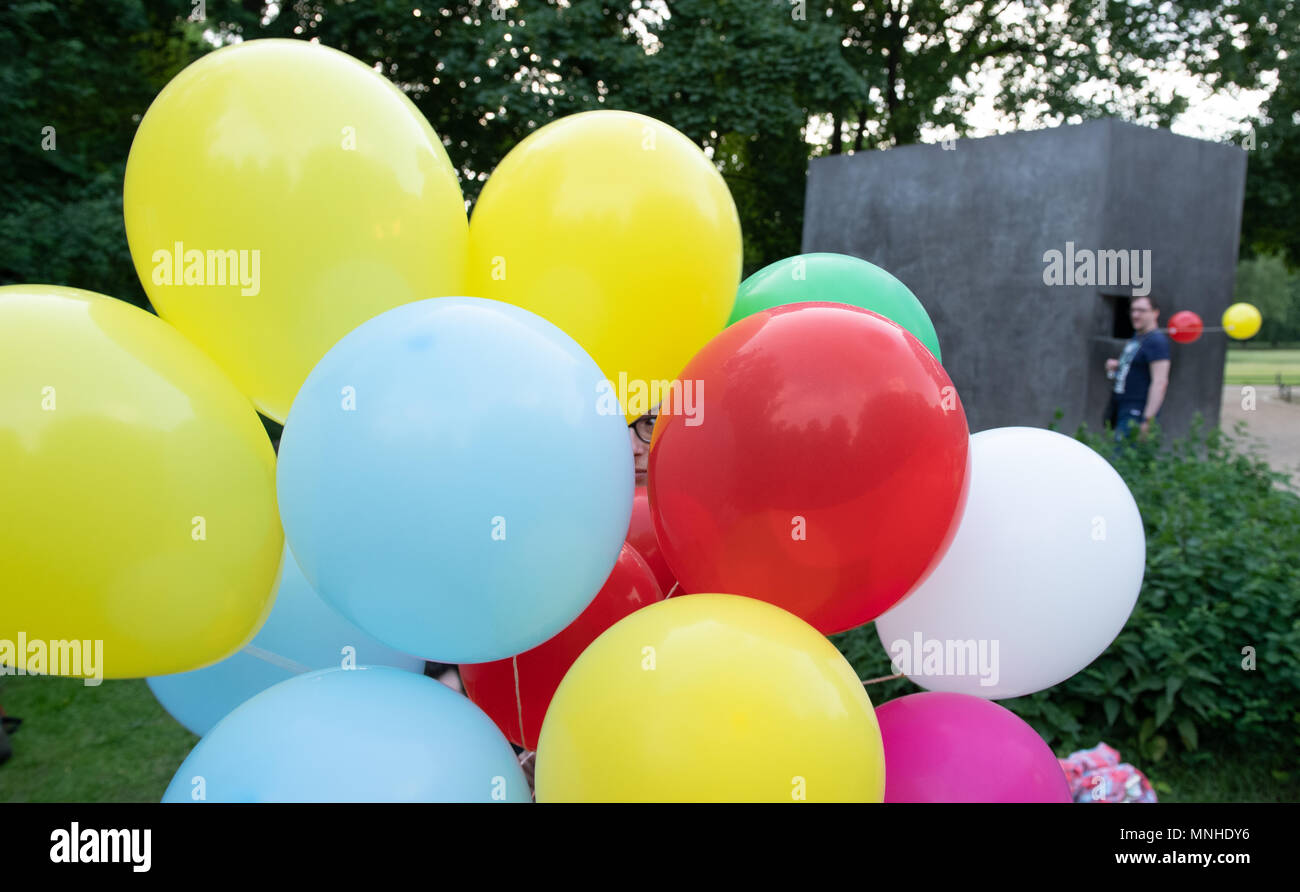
[1167,310,1203,344]
[460,544,663,750]
[648,302,970,634]
[628,486,679,596]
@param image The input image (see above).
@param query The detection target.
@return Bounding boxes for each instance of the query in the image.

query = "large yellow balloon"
[535,594,885,802]
[1222,302,1262,340]
[124,39,468,422]
[0,286,282,679]
[467,111,742,419]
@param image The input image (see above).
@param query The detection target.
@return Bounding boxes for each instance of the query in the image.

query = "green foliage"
[834,417,1300,773]
[4,1,1297,292]
[1235,253,1300,345]
[0,0,205,307]
[1238,0,1300,269]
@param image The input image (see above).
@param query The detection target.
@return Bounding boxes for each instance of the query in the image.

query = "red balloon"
[648,302,970,634]
[628,486,679,596]
[1167,310,1203,344]
[460,544,664,749]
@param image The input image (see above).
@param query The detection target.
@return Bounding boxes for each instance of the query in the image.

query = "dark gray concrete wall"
[802,119,1247,438]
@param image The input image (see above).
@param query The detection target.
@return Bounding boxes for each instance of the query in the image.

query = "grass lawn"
[1224,348,1300,386]
[0,675,196,802]
[1152,747,1299,803]
[2,671,1295,802]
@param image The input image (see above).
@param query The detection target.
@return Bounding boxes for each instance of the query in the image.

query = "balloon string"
[241,644,311,675]
[512,654,527,750]
[666,581,680,598]
[861,672,904,686]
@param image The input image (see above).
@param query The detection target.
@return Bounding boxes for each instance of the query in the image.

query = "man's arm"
[1141,359,1171,429]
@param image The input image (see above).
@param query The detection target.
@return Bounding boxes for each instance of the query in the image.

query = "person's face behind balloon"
[629,411,656,485]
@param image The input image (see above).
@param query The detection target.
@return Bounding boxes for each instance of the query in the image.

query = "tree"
[5,0,1295,295]
[1240,26,1300,269]
[0,0,205,307]
[1235,253,1300,345]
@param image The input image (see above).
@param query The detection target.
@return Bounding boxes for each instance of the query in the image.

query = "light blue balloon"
[147,546,425,737]
[162,667,530,802]
[277,297,634,663]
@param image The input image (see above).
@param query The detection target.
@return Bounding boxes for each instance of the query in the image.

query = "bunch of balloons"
[3,38,1162,803]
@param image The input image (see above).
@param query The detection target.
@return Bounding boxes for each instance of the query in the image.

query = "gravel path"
[1219,383,1300,479]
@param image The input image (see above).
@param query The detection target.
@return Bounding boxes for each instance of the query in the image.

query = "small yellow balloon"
[467,111,742,420]
[1222,302,1262,340]
[124,39,468,422]
[0,285,282,679]
[535,594,885,802]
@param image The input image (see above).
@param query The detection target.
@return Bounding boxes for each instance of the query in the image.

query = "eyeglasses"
[629,413,657,444]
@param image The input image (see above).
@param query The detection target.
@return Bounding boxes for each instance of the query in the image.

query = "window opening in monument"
[1108,294,1135,339]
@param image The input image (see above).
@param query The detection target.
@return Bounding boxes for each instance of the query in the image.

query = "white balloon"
[875,427,1144,699]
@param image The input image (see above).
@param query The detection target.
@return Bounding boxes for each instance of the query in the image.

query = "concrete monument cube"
[802,119,1247,437]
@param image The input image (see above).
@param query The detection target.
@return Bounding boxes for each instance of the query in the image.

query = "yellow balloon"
[0,285,282,679]
[1222,302,1262,340]
[124,39,468,422]
[535,594,885,802]
[467,111,742,420]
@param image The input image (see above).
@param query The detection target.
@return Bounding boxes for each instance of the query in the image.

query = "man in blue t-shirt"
[1105,295,1171,442]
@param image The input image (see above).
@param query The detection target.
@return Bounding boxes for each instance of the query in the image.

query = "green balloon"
[730,253,941,362]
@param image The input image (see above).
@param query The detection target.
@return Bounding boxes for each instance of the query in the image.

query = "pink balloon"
[876,692,1072,802]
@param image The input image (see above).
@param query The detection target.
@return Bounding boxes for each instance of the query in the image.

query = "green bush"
[833,417,1300,772]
